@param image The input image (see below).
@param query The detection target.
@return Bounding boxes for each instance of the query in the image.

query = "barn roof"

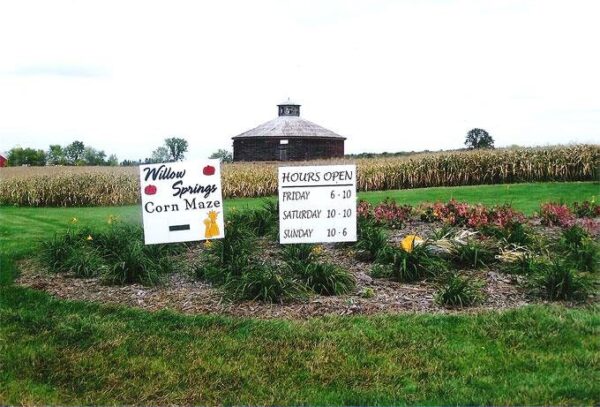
[232,115,345,140]
[232,101,346,140]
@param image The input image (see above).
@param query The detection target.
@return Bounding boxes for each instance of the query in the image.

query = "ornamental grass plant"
[452,239,496,269]
[38,222,179,286]
[383,243,448,283]
[559,225,599,273]
[435,273,485,307]
[222,262,308,303]
[354,218,390,262]
[527,261,593,301]
[294,262,356,296]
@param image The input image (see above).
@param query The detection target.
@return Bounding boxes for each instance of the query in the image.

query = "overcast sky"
[0,0,598,161]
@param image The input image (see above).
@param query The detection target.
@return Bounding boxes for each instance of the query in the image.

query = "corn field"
[1,145,598,207]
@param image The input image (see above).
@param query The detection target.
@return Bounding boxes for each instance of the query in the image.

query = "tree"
[47,144,66,165]
[465,128,494,149]
[164,137,188,161]
[83,147,107,166]
[209,149,233,163]
[120,159,141,166]
[7,147,46,166]
[150,146,171,163]
[64,141,86,164]
[107,154,119,166]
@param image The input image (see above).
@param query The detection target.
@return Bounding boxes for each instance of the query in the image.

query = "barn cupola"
[277,98,300,117]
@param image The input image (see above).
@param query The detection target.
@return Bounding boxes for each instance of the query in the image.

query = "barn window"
[280,139,288,144]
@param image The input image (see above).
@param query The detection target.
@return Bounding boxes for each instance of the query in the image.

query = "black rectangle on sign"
[169,224,190,231]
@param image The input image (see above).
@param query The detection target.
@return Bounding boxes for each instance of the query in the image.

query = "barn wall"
[233,138,344,162]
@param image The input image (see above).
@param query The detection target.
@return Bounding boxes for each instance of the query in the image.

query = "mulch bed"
[17,263,530,319]
[16,220,563,320]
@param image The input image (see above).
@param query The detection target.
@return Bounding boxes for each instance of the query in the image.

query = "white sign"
[139,160,224,245]
[279,164,357,244]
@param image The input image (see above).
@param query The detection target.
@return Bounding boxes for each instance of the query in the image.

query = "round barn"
[232,100,346,161]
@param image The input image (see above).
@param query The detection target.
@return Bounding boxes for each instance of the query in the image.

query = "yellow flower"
[107,214,118,224]
[70,217,78,224]
[400,235,424,253]
[311,245,324,256]
[86,235,93,241]
[204,240,213,249]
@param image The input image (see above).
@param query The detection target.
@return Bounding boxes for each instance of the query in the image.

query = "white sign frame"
[139,160,224,245]
[278,164,357,244]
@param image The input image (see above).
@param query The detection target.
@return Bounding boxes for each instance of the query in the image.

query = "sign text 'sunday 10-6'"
[279,164,357,244]
[139,160,225,245]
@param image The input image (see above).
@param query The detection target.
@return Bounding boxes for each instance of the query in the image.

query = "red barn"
[0,152,7,168]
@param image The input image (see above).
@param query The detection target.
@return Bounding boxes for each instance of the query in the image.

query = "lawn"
[1,181,599,405]
[1,288,598,405]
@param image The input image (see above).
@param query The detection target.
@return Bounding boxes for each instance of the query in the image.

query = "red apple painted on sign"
[144,185,157,195]
[203,165,216,176]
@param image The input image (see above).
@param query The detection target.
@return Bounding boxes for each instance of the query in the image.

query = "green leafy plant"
[63,246,106,278]
[453,240,496,269]
[370,263,394,278]
[481,221,533,246]
[360,287,376,298]
[559,225,599,273]
[560,225,589,248]
[222,262,308,303]
[431,224,456,240]
[355,221,390,262]
[504,252,547,276]
[92,223,140,258]
[39,231,80,273]
[103,240,167,286]
[527,261,592,301]
[203,212,257,276]
[385,244,448,282]
[281,243,320,266]
[435,273,485,307]
[503,221,533,245]
[39,222,177,286]
[242,200,279,238]
[565,238,599,273]
[295,262,355,296]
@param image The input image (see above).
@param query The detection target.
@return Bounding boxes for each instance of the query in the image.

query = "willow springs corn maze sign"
[139,160,224,244]
[139,162,356,245]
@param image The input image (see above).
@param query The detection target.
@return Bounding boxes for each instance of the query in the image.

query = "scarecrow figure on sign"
[203,210,220,238]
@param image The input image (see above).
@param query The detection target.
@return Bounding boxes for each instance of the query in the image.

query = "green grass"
[1,287,598,405]
[1,181,599,404]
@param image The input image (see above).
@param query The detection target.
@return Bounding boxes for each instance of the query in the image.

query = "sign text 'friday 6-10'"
[139,160,224,245]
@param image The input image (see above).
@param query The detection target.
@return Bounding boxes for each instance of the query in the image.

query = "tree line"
[3,137,192,167]
[6,141,119,167]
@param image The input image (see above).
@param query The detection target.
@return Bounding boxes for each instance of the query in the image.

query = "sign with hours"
[279,164,357,244]
[139,160,224,245]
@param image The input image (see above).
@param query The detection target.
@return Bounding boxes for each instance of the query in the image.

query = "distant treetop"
[465,128,494,149]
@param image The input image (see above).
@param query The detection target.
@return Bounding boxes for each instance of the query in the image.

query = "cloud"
[9,64,109,78]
